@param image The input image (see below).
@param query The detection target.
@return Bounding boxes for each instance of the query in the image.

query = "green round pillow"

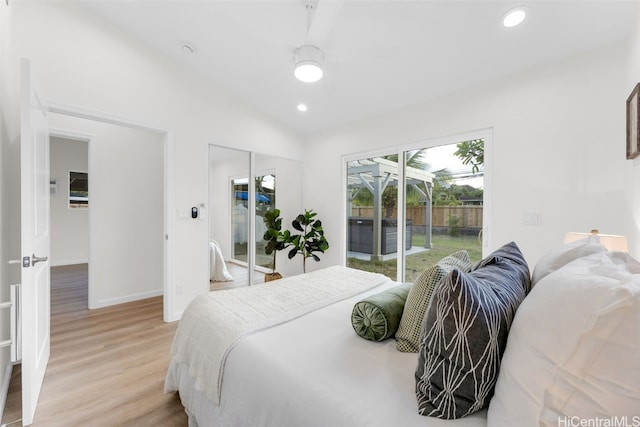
[351,284,412,341]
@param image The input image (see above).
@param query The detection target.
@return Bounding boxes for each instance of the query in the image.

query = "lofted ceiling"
[80,0,639,135]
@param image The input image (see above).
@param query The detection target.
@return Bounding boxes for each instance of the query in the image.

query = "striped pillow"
[415,241,531,419]
[395,251,472,353]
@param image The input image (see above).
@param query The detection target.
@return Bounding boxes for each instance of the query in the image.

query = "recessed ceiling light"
[297,103,308,112]
[503,7,528,28]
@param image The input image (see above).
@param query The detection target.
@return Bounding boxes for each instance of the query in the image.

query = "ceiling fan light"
[294,61,323,83]
[294,45,324,83]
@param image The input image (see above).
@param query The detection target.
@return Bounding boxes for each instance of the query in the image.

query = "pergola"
[347,158,434,261]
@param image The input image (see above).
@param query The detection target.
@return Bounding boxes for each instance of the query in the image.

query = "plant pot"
[264,272,282,282]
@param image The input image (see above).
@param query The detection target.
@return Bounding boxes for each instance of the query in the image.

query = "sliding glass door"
[346,138,486,283]
[231,177,250,263]
[346,155,399,280]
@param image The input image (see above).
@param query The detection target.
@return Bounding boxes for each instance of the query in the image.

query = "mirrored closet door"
[209,146,303,289]
[209,145,251,288]
[255,153,304,281]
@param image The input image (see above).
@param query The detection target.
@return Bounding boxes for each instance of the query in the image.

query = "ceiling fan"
[292,0,344,83]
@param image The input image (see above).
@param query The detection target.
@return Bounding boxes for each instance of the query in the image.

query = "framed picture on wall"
[627,83,640,160]
[69,170,88,208]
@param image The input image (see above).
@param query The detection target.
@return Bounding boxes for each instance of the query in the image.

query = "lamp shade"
[564,229,629,252]
[294,45,324,83]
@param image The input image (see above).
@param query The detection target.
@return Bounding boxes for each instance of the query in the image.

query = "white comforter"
[168,265,390,405]
[165,267,487,427]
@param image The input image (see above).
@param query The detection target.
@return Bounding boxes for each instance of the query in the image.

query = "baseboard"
[0,361,12,423]
[168,310,183,323]
[51,259,89,267]
[90,289,163,309]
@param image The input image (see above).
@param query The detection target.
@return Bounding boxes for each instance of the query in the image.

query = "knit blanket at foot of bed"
[168,265,391,405]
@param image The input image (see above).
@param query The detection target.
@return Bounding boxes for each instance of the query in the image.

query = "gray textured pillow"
[352,284,412,341]
[395,251,472,352]
[415,241,531,419]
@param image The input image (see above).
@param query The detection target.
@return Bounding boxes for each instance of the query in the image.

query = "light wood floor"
[1,264,187,427]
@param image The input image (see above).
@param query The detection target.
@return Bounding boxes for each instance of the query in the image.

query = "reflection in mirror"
[231,176,250,263]
[254,172,276,270]
[255,153,304,281]
[209,147,304,290]
[209,145,250,289]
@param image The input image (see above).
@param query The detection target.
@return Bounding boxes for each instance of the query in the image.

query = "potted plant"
[287,209,330,273]
[262,208,290,281]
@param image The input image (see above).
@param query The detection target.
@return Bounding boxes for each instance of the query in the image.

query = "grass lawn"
[347,234,482,282]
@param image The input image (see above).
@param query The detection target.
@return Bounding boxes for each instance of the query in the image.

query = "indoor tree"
[263,208,291,280]
[287,209,329,273]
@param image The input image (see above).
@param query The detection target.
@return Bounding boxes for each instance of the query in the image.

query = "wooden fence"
[350,206,483,228]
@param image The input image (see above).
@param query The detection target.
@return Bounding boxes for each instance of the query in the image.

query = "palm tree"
[454,139,484,173]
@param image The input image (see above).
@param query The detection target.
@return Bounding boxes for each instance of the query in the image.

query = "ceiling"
[80,0,639,135]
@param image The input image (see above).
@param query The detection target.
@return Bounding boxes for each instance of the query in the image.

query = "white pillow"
[530,235,606,286]
[487,251,640,427]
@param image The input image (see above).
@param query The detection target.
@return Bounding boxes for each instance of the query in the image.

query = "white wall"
[0,0,10,414]
[304,42,637,269]
[49,137,89,266]
[11,2,304,320]
[50,114,164,309]
[625,6,640,257]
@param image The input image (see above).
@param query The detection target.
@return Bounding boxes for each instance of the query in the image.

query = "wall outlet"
[523,212,542,226]
[176,284,184,295]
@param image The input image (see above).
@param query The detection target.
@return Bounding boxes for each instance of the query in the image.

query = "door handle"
[31,254,48,266]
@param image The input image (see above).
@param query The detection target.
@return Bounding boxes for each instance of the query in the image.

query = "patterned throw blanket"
[169,265,390,405]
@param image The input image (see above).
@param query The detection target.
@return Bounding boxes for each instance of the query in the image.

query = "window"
[347,155,399,280]
[346,137,486,282]
[230,172,277,268]
[231,177,249,262]
[69,171,88,209]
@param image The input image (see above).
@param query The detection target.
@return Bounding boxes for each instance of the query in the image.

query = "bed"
[209,240,233,282]
[166,239,640,427]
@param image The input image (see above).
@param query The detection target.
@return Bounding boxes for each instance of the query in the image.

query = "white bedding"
[169,266,391,405]
[209,240,233,282]
[165,271,487,427]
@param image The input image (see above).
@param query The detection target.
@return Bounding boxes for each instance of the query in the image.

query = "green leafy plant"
[287,209,330,273]
[454,139,484,174]
[263,208,291,274]
[448,215,461,237]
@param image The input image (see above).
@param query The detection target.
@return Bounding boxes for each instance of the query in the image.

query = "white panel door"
[20,58,51,426]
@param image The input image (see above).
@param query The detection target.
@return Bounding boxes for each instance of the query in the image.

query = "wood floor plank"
[1,264,188,427]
